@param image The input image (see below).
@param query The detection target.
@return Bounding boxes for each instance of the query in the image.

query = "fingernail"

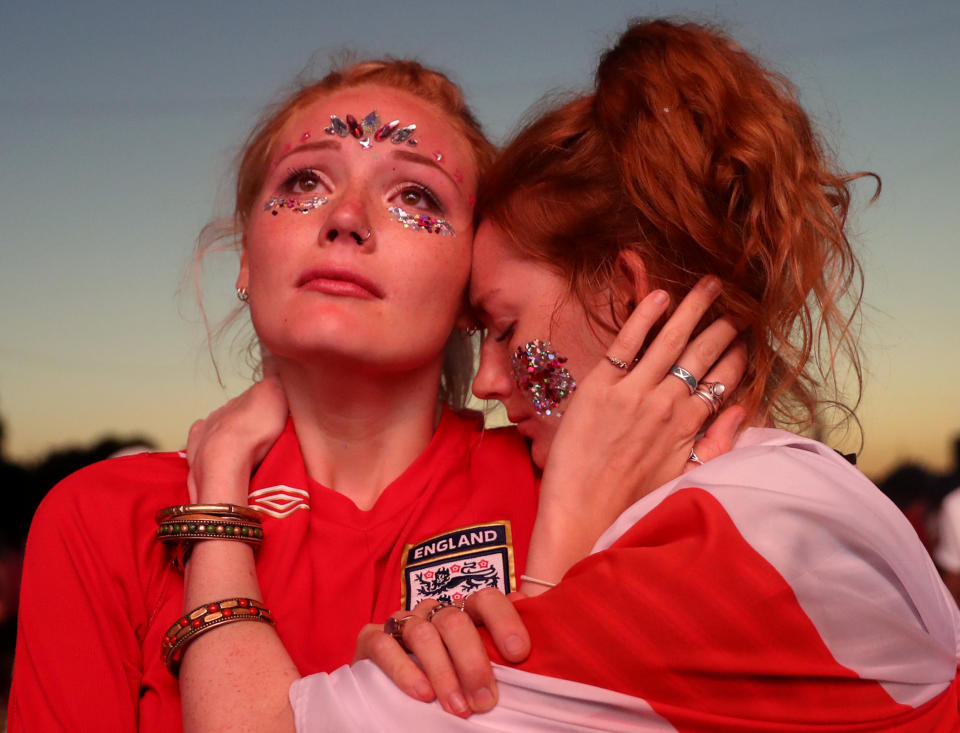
[448,691,469,716]
[504,634,525,658]
[468,686,495,712]
[703,276,721,294]
[414,680,434,701]
[652,289,668,305]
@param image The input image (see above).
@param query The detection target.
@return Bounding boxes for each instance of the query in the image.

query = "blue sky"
[1,0,958,478]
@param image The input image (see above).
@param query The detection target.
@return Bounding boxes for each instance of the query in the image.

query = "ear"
[453,293,480,332]
[236,245,250,291]
[611,249,650,318]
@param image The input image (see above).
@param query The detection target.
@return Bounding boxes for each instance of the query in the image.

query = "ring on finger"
[669,365,698,394]
[605,355,631,371]
[688,448,704,465]
[692,381,726,415]
[426,600,465,622]
[383,614,418,644]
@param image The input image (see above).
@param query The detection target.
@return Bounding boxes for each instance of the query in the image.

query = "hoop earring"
[236,287,249,303]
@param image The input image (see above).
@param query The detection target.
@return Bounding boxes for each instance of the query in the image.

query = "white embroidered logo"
[248,485,310,519]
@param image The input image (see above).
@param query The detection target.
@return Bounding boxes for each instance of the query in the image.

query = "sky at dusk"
[1,0,958,479]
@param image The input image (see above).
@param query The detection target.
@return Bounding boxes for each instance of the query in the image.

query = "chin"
[530,439,550,471]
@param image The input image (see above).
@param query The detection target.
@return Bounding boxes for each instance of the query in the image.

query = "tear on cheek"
[510,338,577,417]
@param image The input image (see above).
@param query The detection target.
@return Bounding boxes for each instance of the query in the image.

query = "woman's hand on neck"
[276,355,444,510]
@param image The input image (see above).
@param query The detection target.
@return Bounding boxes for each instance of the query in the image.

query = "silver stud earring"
[236,287,249,303]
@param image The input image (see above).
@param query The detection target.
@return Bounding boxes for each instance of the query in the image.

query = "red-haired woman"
[9,56,731,731]
[179,20,959,732]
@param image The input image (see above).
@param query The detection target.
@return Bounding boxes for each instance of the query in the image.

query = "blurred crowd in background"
[1,410,958,714]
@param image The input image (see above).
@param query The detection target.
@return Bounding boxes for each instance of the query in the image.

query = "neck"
[276,355,444,511]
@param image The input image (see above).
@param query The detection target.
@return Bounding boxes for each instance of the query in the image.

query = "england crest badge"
[400,521,517,610]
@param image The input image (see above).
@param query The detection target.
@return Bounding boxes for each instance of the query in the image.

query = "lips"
[296,266,384,299]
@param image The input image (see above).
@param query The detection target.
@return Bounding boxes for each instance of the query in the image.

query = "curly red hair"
[478,19,875,433]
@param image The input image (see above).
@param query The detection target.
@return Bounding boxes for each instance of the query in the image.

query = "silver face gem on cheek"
[387,206,455,236]
[510,339,577,417]
[264,196,328,215]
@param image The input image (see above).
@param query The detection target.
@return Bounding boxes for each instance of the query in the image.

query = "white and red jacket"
[291,428,960,731]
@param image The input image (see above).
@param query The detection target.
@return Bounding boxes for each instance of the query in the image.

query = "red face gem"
[374,120,400,142]
[346,114,363,138]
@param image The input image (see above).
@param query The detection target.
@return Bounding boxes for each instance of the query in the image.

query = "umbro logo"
[248,485,310,519]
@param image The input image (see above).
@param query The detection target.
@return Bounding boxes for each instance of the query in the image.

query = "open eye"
[392,183,442,213]
[281,167,326,194]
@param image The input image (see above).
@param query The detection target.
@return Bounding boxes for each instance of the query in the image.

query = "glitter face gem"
[325,110,419,148]
[387,206,455,236]
[510,339,577,417]
[264,196,328,215]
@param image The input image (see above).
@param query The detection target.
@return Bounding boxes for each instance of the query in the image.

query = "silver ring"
[383,614,417,643]
[426,600,464,622]
[361,229,373,241]
[669,365,698,394]
[605,355,630,370]
[693,382,726,416]
[688,448,704,465]
[236,287,249,303]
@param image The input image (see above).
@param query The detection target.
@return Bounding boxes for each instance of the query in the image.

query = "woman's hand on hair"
[523,277,747,592]
[353,589,530,717]
[186,365,289,505]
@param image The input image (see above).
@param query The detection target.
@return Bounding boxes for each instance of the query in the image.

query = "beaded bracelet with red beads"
[156,517,264,545]
[161,597,274,676]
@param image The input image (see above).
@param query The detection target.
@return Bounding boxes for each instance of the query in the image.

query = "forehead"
[470,223,536,306]
[282,85,474,170]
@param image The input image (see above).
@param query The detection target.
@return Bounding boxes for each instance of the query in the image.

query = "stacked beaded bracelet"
[156,517,264,544]
[161,597,274,676]
[155,504,264,569]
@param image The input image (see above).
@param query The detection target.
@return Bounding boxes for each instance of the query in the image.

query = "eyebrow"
[274,140,461,190]
[469,287,500,315]
[275,139,340,163]
[389,149,460,189]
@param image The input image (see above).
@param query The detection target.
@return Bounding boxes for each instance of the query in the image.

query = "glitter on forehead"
[264,196,328,215]
[387,206,455,236]
[325,110,419,149]
[510,339,577,417]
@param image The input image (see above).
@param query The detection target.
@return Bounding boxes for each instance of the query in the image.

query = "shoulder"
[681,428,894,524]
[442,408,534,471]
[941,486,960,518]
[33,450,189,528]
